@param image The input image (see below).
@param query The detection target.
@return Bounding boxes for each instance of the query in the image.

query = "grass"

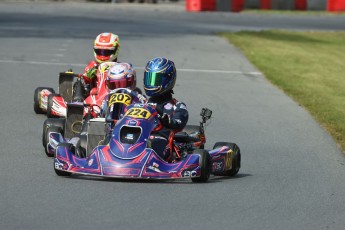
[220,30,345,151]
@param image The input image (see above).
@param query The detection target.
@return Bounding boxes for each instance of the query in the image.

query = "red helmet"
[106,63,137,90]
[93,33,120,63]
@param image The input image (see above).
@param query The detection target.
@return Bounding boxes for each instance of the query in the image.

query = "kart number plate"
[109,93,132,107]
[125,108,151,119]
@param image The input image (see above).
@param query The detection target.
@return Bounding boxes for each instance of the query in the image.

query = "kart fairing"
[54,105,202,179]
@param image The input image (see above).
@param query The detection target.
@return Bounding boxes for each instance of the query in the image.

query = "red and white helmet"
[93,33,120,63]
[106,63,137,90]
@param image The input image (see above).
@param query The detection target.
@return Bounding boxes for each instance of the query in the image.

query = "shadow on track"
[55,173,252,184]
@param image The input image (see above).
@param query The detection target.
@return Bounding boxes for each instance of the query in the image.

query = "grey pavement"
[0,2,345,230]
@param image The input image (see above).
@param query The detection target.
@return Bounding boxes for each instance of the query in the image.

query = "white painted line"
[170,68,262,76]
[0,59,85,67]
[0,59,262,76]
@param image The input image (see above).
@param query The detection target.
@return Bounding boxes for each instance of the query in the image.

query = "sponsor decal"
[55,162,64,169]
[126,134,134,140]
[148,162,162,173]
[88,159,94,166]
[212,162,223,171]
[226,149,233,170]
[128,120,138,126]
[134,103,145,108]
[182,170,197,177]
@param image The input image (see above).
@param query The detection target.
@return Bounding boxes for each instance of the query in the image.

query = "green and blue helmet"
[144,57,176,97]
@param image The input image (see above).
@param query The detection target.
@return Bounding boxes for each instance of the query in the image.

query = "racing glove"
[83,61,98,83]
[85,67,97,80]
[160,113,171,128]
[137,94,147,104]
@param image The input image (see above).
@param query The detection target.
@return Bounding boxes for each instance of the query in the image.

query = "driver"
[77,32,121,98]
[101,63,146,144]
[143,57,189,161]
[101,62,146,117]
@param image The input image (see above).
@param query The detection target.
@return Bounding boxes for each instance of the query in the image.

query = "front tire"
[191,149,210,183]
[213,142,241,177]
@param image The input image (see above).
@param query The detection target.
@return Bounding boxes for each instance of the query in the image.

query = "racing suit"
[147,91,189,161]
[73,60,118,101]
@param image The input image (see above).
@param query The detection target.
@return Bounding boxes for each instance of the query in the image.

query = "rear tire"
[213,142,241,177]
[46,93,60,118]
[72,80,85,102]
[34,87,55,114]
[191,149,210,183]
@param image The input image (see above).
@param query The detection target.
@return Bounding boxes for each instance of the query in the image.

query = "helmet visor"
[144,72,164,87]
[94,48,116,57]
[107,79,128,90]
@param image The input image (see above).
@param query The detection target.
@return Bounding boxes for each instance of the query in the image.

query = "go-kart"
[43,88,144,157]
[34,70,81,117]
[34,62,127,118]
[50,100,241,183]
[42,102,99,157]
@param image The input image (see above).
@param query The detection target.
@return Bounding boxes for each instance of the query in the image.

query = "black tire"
[213,142,241,177]
[34,87,55,114]
[191,149,210,183]
[44,126,63,157]
[54,143,72,176]
[42,118,66,147]
[72,80,85,102]
[46,93,60,118]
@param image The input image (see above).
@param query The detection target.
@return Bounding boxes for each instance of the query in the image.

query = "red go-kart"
[33,63,112,118]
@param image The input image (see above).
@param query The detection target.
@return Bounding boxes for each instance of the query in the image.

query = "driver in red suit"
[78,32,120,96]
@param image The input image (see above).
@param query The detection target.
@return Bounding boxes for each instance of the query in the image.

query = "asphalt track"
[1,2,345,230]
